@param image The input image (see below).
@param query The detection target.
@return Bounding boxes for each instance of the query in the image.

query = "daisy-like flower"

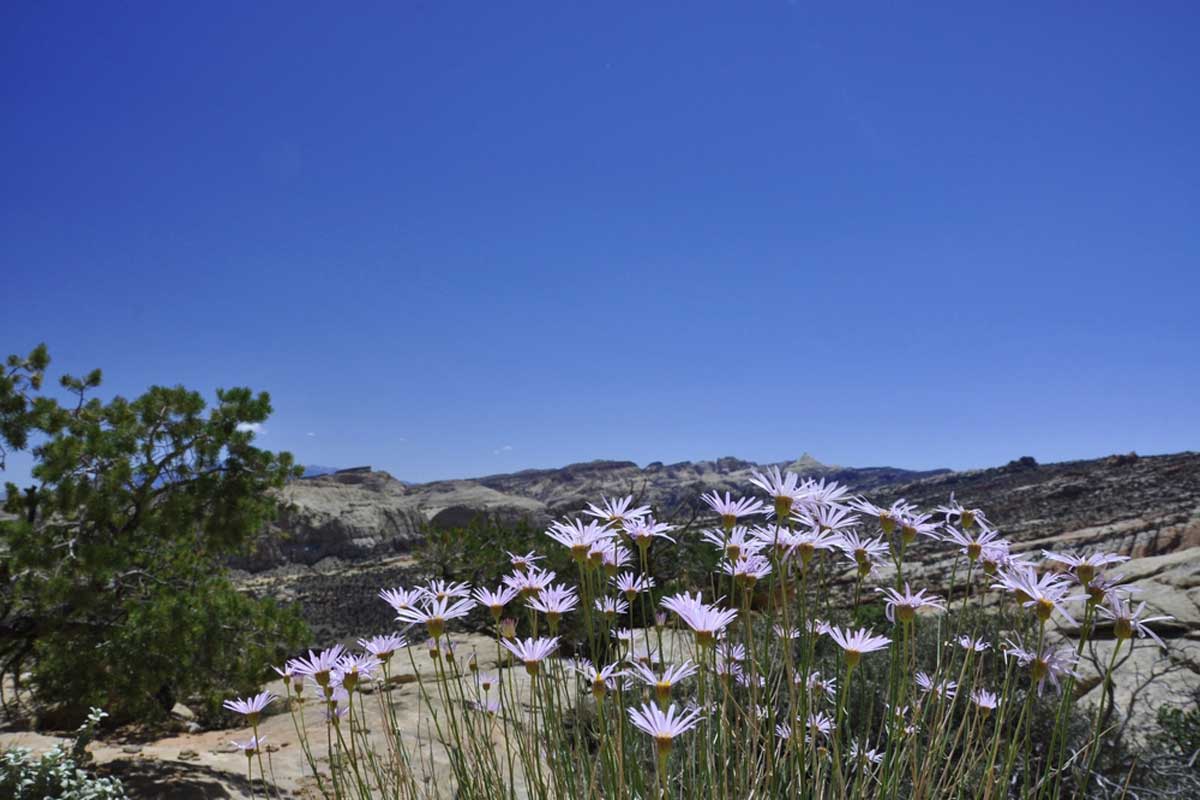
[425,637,454,661]
[324,689,350,724]
[379,587,424,615]
[849,498,913,534]
[775,723,794,741]
[500,636,559,677]
[1043,550,1130,586]
[993,565,1083,624]
[473,585,519,620]
[611,627,635,648]
[714,657,744,683]
[499,618,517,640]
[507,550,544,573]
[422,579,472,602]
[956,635,991,653]
[623,516,677,548]
[979,541,1025,576]
[795,503,859,534]
[790,528,843,568]
[598,543,633,576]
[547,519,614,561]
[273,662,298,690]
[475,672,499,694]
[971,688,1000,714]
[1084,572,1137,607]
[527,584,578,629]
[877,583,945,624]
[358,633,407,663]
[1002,636,1080,695]
[701,525,762,561]
[334,653,381,692]
[595,596,630,621]
[749,466,810,517]
[848,740,884,769]
[613,572,655,601]
[806,671,838,703]
[1097,595,1174,649]
[722,552,772,588]
[584,495,651,528]
[394,596,477,639]
[630,660,699,707]
[628,702,703,756]
[826,626,892,668]
[572,659,625,701]
[749,524,801,560]
[807,711,834,740]
[223,691,276,725]
[836,531,890,574]
[503,566,557,599]
[702,491,766,530]
[231,735,267,757]
[936,495,990,531]
[886,703,911,726]
[717,641,747,663]
[736,671,766,689]
[896,509,942,544]
[805,477,851,508]
[943,525,1003,562]
[914,671,957,700]
[661,592,739,647]
[290,645,347,688]
[773,625,801,641]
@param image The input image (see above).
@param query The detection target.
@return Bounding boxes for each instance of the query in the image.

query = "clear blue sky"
[3,2,1198,483]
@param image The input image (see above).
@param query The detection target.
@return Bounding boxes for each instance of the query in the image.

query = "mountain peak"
[784,453,832,473]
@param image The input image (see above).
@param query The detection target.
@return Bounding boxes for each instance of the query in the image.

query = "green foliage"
[1156,696,1200,760]
[0,343,52,471]
[419,514,547,585]
[0,345,310,723]
[0,708,127,799]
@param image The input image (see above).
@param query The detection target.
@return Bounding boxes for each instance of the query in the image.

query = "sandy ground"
[1,630,693,799]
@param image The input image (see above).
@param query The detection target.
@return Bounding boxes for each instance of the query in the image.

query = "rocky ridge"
[246,450,1200,662]
[240,453,948,570]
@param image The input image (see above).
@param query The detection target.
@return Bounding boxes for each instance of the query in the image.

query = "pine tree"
[0,344,309,723]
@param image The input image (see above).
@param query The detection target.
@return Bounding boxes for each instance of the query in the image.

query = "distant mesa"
[300,465,341,478]
[300,465,372,479]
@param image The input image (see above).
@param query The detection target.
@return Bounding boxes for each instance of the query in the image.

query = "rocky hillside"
[871,451,1200,647]
[242,451,1199,647]
[237,454,948,570]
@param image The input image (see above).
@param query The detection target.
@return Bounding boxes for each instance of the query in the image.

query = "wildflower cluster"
[231,477,1176,800]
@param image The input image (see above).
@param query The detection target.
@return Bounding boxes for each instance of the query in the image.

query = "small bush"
[0,708,127,800]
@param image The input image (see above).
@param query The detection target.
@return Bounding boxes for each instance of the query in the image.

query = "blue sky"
[2,2,1198,483]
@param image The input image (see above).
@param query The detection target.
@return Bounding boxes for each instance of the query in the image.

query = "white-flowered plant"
[229,477,1180,800]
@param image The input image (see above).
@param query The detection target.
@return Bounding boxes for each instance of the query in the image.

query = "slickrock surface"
[1,632,694,799]
[235,455,946,571]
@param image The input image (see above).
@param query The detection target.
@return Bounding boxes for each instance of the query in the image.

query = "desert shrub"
[0,708,127,799]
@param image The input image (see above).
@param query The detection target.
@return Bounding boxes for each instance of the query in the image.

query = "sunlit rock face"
[236,456,951,572]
